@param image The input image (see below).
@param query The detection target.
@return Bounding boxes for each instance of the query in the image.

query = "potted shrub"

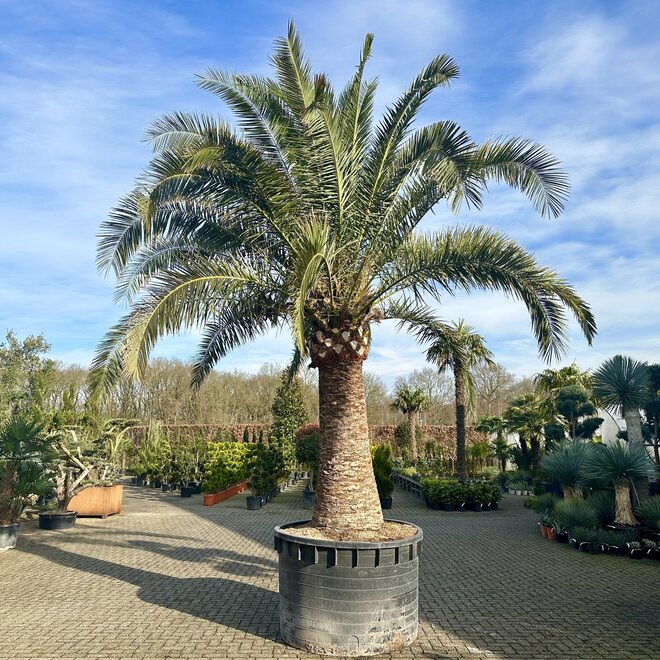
[538,511,553,538]
[626,541,643,559]
[372,444,394,509]
[90,22,593,655]
[0,417,53,550]
[173,442,196,497]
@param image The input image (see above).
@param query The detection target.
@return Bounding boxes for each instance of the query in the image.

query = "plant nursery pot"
[274,520,422,657]
[161,483,172,493]
[153,480,162,489]
[569,538,579,549]
[0,523,20,551]
[380,496,393,510]
[203,493,216,506]
[443,503,454,512]
[38,511,77,530]
[216,490,227,503]
[629,548,644,559]
[555,531,568,544]
[425,500,440,510]
[456,503,465,511]
[471,503,483,512]
[647,548,660,560]
[546,527,557,541]
[135,476,145,487]
[539,524,548,539]
[130,477,137,485]
[490,502,499,511]
[579,541,591,553]
[302,489,315,509]
[482,502,491,511]
[246,495,262,510]
[589,543,605,555]
[180,486,193,498]
[192,482,202,495]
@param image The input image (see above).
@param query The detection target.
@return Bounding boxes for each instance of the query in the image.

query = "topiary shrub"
[371,444,394,498]
[553,497,598,532]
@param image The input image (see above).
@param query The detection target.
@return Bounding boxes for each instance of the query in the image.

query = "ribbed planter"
[274,520,422,657]
[38,511,77,530]
[0,523,20,551]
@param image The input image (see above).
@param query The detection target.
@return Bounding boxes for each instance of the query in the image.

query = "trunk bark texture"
[455,367,467,482]
[311,359,384,533]
[408,411,417,463]
[614,483,637,526]
[624,407,644,446]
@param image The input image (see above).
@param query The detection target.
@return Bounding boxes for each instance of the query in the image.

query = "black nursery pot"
[302,489,315,509]
[246,495,261,510]
[161,483,172,493]
[555,531,568,544]
[38,511,77,530]
[0,522,20,550]
[135,476,145,487]
[274,519,422,656]
[380,496,393,510]
[193,482,203,495]
[180,485,194,498]
[490,502,499,511]
[426,500,440,510]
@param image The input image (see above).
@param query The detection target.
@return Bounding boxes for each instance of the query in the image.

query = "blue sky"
[1,0,659,386]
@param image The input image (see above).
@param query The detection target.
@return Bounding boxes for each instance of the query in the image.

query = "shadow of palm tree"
[18,542,281,639]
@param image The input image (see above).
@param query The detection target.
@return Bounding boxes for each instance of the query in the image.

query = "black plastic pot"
[629,548,644,559]
[38,511,77,530]
[246,495,261,510]
[161,483,173,493]
[135,476,145,487]
[426,500,440,510]
[490,502,499,511]
[443,503,454,512]
[555,531,568,544]
[130,477,137,485]
[180,485,193,498]
[471,502,483,512]
[380,496,393,510]
[193,482,203,495]
[274,520,422,656]
[152,479,162,489]
[302,489,315,509]
[482,502,491,511]
[0,522,19,550]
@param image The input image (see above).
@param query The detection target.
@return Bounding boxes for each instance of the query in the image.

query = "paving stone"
[0,481,658,659]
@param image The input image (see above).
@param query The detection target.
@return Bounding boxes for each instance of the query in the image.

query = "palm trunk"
[455,367,466,482]
[408,411,417,463]
[530,435,541,469]
[624,406,649,498]
[614,482,637,526]
[312,359,383,533]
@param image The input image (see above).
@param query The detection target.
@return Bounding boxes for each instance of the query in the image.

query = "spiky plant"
[553,497,598,532]
[587,490,616,526]
[583,441,655,526]
[593,356,650,447]
[89,23,595,536]
[540,440,593,498]
[425,321,494,481]
[634,496,660,529]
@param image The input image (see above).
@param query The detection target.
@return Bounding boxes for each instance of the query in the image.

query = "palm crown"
[91,22,595,393]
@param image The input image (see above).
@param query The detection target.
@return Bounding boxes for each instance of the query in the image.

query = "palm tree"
[390,385,428,462]
[475,415,509,470]
[505,393,551,469]
[593,356,650,447]
[90,23,595,536]
[534,363,592,395]
[425,321,495,481]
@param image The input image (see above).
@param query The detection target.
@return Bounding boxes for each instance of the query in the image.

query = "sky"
[0,0,659,387]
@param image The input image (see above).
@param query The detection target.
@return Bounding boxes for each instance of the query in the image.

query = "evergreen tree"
[270,369,309,470]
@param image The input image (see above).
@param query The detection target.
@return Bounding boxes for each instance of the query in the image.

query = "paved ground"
[1,481,658,660]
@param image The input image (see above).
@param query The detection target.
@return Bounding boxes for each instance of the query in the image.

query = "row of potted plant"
[421,478,503,511]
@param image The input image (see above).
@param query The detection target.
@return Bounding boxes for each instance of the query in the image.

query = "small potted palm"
[0,416,53,550]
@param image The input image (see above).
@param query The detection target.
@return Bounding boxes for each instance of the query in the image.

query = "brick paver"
[0,481,657,660]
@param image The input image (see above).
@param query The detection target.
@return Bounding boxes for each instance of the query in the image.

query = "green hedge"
[421,478,502,506]
[203,441,251,493]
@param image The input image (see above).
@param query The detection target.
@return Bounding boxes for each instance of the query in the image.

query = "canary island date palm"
[90,23,595,536]
[391,385,428,462]
[425,321,495,481]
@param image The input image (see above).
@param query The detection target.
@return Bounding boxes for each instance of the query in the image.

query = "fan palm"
[505,393,552,469]
[390,385,428,462]
[475,415,510,471]
[90,23,595,535]
[593,356,650,447]
[425,321,495,480]
[583,441,655,525]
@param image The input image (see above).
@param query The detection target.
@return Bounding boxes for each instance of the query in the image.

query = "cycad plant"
[426,321,494,481]
[391,385,428,463]
[540,439,593,498]
[583,441,655,526]
[90,23,595,535]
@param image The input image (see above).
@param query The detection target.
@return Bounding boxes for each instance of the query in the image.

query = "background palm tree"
[505,393,551,469]
[90,23,595,536]
[475,415,509,470]
[593,356,650,447]
[425,321,495,481]
[390,385,428,462]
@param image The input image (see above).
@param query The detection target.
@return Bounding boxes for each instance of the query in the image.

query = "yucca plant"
[635,495,660,530]
[540,439,593,498]
[89,23,595,536]
[529,492,560,514]
[583,441,655,526]
[553,497,598,532]
[587,490,616,526]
